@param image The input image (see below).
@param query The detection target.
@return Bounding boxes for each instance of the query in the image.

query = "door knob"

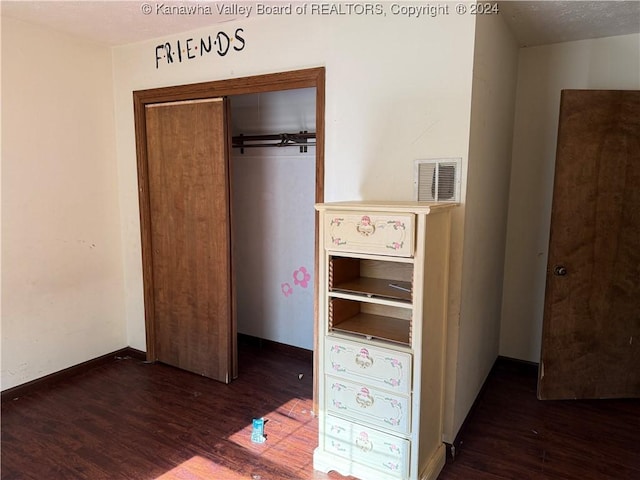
[554,265,567,276]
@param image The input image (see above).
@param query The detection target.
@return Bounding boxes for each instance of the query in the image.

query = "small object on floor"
[251,418,266,443]
[298,373,304,380]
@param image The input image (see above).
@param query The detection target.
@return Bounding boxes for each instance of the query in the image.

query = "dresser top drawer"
[323,211,415,258]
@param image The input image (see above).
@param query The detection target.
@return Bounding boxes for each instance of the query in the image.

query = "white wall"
[230,89,316,350]
[442,12,519,442]
[112,12,477,441]
[500,33,640,363]
[1,17,126,390]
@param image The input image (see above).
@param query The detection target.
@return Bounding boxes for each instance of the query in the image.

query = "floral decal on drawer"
[329,218,347,245]
[331,236,347,246]
[383,356,404,388]
[387,443,401,455]
[382,442,402,471]
[388,220,406,230]
[355,348,374,368]
[355,431,373,453]
[387,241,404,251]
[330,440,347,453]
[330,344,347,373]
[331,362,346,373]
[332,400,347,410]
[331,382,347,392]
[383,397,404,427]
[383,461,400,471]
[356,215,376,236]
[355,387,374,408]
[389,221,407,250]
[330,424,346,435]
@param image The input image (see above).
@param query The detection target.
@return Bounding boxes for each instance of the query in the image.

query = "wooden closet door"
[145,98,234,383]
[538,90,640,400]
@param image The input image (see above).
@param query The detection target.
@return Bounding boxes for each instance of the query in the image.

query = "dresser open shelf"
[329,256,413,303]
[328,255,414,345]
[329,298,412,346]
[314,201,456,480]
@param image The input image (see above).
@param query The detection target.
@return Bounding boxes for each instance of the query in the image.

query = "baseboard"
[1,347,146,403]
[2,337,312,403]
[493,355,539,376]
[445,355,539,462]
[238,333,313,362]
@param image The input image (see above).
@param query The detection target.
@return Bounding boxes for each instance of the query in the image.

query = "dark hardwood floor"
[2,344,639,480]
[438,359,640,480]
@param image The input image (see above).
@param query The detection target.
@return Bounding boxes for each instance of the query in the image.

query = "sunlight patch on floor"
[154,397,317,480]
[228,398,311,439]
[154,455,245,480]
[226,397,316,469]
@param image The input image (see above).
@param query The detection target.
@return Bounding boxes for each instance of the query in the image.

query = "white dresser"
[313,201,455,480]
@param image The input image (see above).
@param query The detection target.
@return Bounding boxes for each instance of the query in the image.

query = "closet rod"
[232,132,316,152]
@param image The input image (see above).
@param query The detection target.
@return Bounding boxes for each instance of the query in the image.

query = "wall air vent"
[414,158,461,202]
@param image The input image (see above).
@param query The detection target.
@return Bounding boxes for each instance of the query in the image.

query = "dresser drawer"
[324,211,415,257]
[324,414,409,478]
[326,337,412,395]
[326,375,411,434]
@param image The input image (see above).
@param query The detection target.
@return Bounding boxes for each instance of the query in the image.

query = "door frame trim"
[133,67,325,389]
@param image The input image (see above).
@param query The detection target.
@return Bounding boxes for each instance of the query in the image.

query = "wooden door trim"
[133,67,325,396]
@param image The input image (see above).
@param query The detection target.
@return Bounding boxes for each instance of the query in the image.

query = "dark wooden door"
[144,98,234,383]
[538,90,640,400]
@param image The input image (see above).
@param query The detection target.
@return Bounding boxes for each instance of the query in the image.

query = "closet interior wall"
[230,88,316,350]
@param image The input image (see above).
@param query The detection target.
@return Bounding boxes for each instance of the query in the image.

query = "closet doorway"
[134,68,325,387]
[230,89,316,353]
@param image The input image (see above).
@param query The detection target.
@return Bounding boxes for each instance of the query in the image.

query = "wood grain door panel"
[539,90,640,400]
[145,98,232,383]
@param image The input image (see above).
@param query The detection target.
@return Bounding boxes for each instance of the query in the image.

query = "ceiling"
[1,1,639,47]
[499,1,640,47]
[0,1,237,46]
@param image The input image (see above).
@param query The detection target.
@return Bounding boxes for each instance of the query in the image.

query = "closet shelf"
[232,132,316,153]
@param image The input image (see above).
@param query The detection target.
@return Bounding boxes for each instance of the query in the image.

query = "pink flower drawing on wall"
[293,266,311,288]
[281,282,293,297]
